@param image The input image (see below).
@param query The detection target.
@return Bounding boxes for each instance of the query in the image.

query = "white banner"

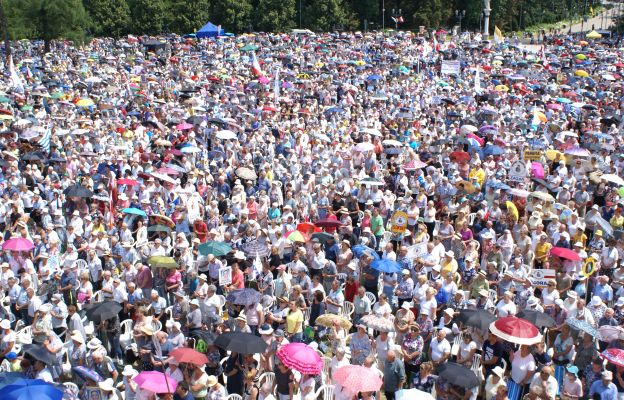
[528,268,556,287]
[441,60,461,75]
[407,242,428,260]
[219,266,232,286]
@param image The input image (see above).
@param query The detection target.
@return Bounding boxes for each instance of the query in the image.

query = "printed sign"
[441,60,461,75]
[582,257,596,278]
[390,211,409,234]
[524,150,543,161]
[406,242,429,260]
[528,268,557,287]
[508,160,528,182]
[219,266,232,286]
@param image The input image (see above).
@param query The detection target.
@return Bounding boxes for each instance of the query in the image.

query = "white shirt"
[430,337,451,362]
[36,367,54,383]
[511,350,536,384]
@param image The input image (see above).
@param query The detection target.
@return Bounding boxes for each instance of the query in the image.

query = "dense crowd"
[0,28,623,400]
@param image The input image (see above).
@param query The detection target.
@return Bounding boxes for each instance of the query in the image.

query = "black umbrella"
[438,362,480,388]
[83,300,122,322]
[214,332,268,354]
[64,185,94,198]
[226,288,262,306]
[457,309,497,331]
[516,309,556,328]
[190,330,218,345]
[22,343,58,365]
[21,152,45,161]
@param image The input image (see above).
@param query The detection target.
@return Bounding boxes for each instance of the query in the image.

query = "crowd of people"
[0,27,622,400]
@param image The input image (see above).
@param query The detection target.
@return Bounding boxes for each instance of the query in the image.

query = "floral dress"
[402,334,424,368]
[349,333,371,365]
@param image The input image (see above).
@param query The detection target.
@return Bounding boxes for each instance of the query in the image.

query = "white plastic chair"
[0,359,10,372]
[226,394,242,400]
[63,382,79,393]
[471,353,483,379]
[488,289,498,304]
[73,259,87,271]
[365,292,377,306]
[337,273,347,282]
[322,356,331,384]
[165,306,173,321]
[501,358,507,373]
[119,319,134,351]
[468,213,477,226]
[258,371,275,388]
[314,385,334,400]
[302,308,311,327]
[91,290,104,303]
[340,301,355,318]
[152,319,162,333]
[451,331,464,357]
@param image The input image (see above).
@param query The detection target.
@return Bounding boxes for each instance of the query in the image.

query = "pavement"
[569,4,620,33]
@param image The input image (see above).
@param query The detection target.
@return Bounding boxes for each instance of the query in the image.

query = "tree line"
[1,0,582,42]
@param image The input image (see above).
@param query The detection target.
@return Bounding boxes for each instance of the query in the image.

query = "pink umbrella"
[531,162,545,179]
[175,122,193,131]
[402,160,427,171]
[334,365,383,393]
[466,133,484,146]
[2,238,35,252]
[133,371,178,394]
[276,343,323,374]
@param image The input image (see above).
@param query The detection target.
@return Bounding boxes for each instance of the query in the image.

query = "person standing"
[383,350,406,400]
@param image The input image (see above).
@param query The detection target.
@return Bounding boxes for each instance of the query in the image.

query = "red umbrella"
[550,247,581,261]
[450,151,471,163]
[489,316,542,345]
[602,348,624,368]
[402,160,427,170]
[296,222,319,235]
[169,347,209,366]
[314,219,344,229]
[117,178,139,186]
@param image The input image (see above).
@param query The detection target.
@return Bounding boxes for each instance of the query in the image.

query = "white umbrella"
[460,125,478,134]
[360,127,382,137]
[382,139,403,147]
[314,133,331,142]
[396,389,435,400]
[14,118,33,127]
[601,174,624,186]
[354,142,375,152]
[86,77,102,84]
[215,130,237,140]
[150,173,176,184]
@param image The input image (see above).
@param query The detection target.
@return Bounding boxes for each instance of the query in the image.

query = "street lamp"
[391,9,403,30]
[455,10,466,32]
[382,0,385,31]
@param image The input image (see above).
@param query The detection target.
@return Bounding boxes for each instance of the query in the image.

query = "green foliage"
[167,0,211,34]
[20,0,88,46]
[409,0,453,29]
[351,0,378,28]
[210,0,253,33]
[83,0,131,37]
[130,0,167,35]
[301,0,358,31]
[255,0,296,32]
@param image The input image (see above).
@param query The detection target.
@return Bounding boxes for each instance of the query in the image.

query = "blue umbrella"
[366,74,382,81]
[72,366,103,382]
[565,318,602,340]
[352,245,380,260]
[226,288,263,306]
[0,379,63,400]
[486,181,511,190]
[122,207,147,217]
[484,145,504,156]
[0,373,26,389]
[370,259,401,273]
[556,97,572,104]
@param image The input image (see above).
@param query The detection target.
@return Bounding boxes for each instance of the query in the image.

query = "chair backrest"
[302,308,311,326]
[217,295,226,308]
[73,259,87,271]
[152,320,162,333]
[488,289,498,304]
[340,301,354,318]
[91,290,104,303]
[120,319,133,335]
[226,394,243,400]
[258,371,275,388]
[336,273,347,282]
[501,358,507,373]
[322,356,331,383]
[468,213,477,226]
[165,306,173,320]
[0,359,10,372]
[63,382,79,393]
[471,353,482,374]
[314,385,334,400]
[365,292,377,306]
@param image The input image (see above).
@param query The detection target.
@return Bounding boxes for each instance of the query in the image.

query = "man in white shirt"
[50,294,68,335]
[26,287,42,324]
[112,277,128,304]
[429,329,451,367]
[100,271,114,300]
[529,366,558,400]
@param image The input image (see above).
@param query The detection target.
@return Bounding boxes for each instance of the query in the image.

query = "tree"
[25,0,88,51]
[167,0,211,34]
[352,0,378,29]
[210,0,252,33]
[83,0,130,37]
[255,0,296,32]
[4,0,37,40]
[130,0,166,35]
[410,0,453,29]
[301,0,357,31]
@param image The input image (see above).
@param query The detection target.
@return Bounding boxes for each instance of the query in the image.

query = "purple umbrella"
[2,238,34,252]
[564,147,590,157]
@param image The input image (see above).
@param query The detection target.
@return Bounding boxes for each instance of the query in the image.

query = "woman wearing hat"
[561,365,582,400]
[121,366,139,400]
[183,362,210,400]
[98,378,119,400]
[484,366,507,400]
[0,319,15,360]
[206,375,227,400]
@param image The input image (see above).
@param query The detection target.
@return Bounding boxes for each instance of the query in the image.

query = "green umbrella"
[148,256,178,269]
[198,241,232,257]
[619,187,624,198]
[20,105,33,111]
[0,96,10,103]
[50,92,64,99]
[311,232,334,244]
[147,224,171,233]
[240,44,259,52]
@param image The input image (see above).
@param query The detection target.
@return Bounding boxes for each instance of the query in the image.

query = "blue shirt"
[589,380,618,400]
[594,283,614,302]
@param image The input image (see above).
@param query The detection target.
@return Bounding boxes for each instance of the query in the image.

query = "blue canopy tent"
[196,22,224,38]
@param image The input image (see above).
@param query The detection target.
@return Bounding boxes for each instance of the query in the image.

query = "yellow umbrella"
[536,111,547,123]
[0,115,14,120]
[495,84,509,92]
[355,60,366,66]
[575,70,589,77]
[492,60,503,67]
[506,201,519,222]
[315,313,353,330]
[76,98,95,107]
[586,30,602,39]
[575,54,587,60]
[545,149,564,161]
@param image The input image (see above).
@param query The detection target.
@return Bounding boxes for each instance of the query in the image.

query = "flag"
[494,26,504,44]
[391,16,397,23]
[251,52,263,77]
[433,35,439,52]
[9,55,24,93]
[541,45,548,67]
[398,16,404,23]
[108,171,117,228]
[474,67,481,94]
[273,66,280,104]
[38,126,52,153]
[531,107,541,127]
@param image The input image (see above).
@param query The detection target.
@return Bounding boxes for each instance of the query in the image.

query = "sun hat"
[122,365,138,376]
[98,378,115,392]
[258,324,274,335]
[207,375,219,387]
[71,330,85,344]
[0,320,10,330]
[492,366,505,378]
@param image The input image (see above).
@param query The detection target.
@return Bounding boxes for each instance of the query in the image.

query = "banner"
[406,242,428,260]
[524,150,543,161]
[390,211,408,234]
[528,269,556,287]
[441,60,461,75]
[508,160,528,182]
[219,266,232,286]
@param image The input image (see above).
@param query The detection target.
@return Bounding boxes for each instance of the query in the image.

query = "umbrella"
[516,309,556,328]
[530,191,556,202]
[315,219,344,229]
[359,178,385,187]
[63,185,93,198]
[21,344,58,365]
[133,371,178,394]
[593,216,614,236]
[566,318,601,340]
[402,160,427,170]
[235,167,257,181]
[76,98,95,107]
[296,222,318,234]
[315,313,353,330]
[438,363,480,388]
[354,142,375,152]
[286,230,307,243]
[506,201,519,222]
[152,214,175,228]
[334,365,383,393]
[117,178,139,186]
[147,256,178,269]
[484,145,504,156]
[565,147,591,157]
[550,247,581,261]
[602,348,624,368]
[147,224,171,233]
[507,188,531,198]
[360,314,395,332]
[84,301,122,322]
[598,326,624,342]
[311,232,334,244]
[72,366,103,382]
[2,238,34,252]
[240,240,272,258]
[151,173,176,184]
[489,316,542,345]
[396,389,435,400]
[175,122,194,131]
[352,244,380,260]
[370,259,401,273]
[276,343,323,374]
[226,288,262,306]
[122,207,147,217]
[586,30,602,39]
[450,151,470,163]
[0,373,27,390]
[0,379,63,400]
[169,347,209,366]
[601,174,624,186]
[198,241,232,257]
[214,332,268,354]
[216,130,237,140]
[457,309,497,331]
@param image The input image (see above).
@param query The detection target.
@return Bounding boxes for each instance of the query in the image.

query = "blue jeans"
[290,332,303,343]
